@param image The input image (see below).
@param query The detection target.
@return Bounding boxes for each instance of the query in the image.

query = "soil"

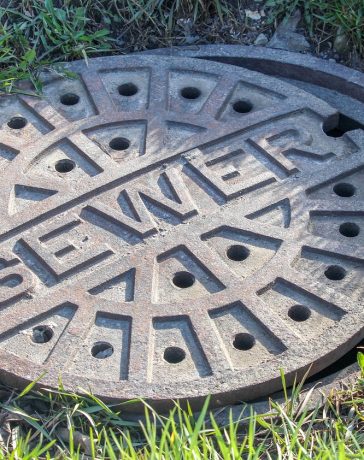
[107,3,363,72]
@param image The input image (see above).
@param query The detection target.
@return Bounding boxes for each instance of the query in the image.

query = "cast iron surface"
[0,54,363,409]
[144,45,364,105]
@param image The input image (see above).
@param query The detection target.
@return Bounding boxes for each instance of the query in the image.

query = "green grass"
[0,0,232,93]
[266,0,364,57]
[0,366,363,459]
[0,0,114,92]
[0,0,363,94]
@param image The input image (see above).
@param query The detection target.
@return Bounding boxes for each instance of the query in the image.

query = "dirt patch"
[110,3,363,71]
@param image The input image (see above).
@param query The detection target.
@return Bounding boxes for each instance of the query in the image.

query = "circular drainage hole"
[32,325,53,343]
[339,222,360,238]
[333,183,356,197]
[91,342,114,359]
[233,333,255,350]
[60,93,80,106]
[172,271,195,289]
[232,100,253,114]
[180,87,201,100]
[164,346,186,364]
[109,137,130,151]
[55,159,75,173]
[118,83,138,96]
[7,117,27,129]
[226,245,250,261]
[325,265,346,281]
[288,305,311,322]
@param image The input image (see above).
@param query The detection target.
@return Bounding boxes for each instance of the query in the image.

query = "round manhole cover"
[0,55,363,408]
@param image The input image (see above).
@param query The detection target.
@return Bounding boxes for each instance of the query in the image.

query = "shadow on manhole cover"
[0,54,363,410]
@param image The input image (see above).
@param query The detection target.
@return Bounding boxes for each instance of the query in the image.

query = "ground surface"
[0,367,363,458]
[0,0,363,92]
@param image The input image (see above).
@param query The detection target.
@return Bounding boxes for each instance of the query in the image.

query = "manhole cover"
[0,55,363,408]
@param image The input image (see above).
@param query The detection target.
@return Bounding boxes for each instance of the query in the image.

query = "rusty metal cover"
[0,55,363,408]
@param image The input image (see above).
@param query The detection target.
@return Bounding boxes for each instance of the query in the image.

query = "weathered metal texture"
[0,55,363,410]
[119,360,361,421]
[144,45,364,105]
[145,45,364,131]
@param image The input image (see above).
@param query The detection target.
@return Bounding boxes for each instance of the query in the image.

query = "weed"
[0,0,233,93]
[266,0,364,57]
[0,372,363,458]
[0,0,114,93]
[1,0,363,93]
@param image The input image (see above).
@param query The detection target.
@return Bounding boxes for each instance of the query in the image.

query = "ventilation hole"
[325,128,345,138]
[288,305,311,322]
[55,159,75,173]
[91,342,114,359]
[164,346,186,364]
[323,113,364,138]
[226,245,250,261]
[7,117,27,129]
[324,265,346,281]
[172,271,195,289]
[109,137,130,151]
[118,82,138,96]
[180,87,201,100]
[333,183,356,197]
[32,325,53,344]
[339,222,360,238]
[233,333,255,350]
[60,93,80,106]
[232,100,253,114]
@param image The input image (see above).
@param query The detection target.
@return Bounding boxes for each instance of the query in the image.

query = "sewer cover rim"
[0,54,363,407]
